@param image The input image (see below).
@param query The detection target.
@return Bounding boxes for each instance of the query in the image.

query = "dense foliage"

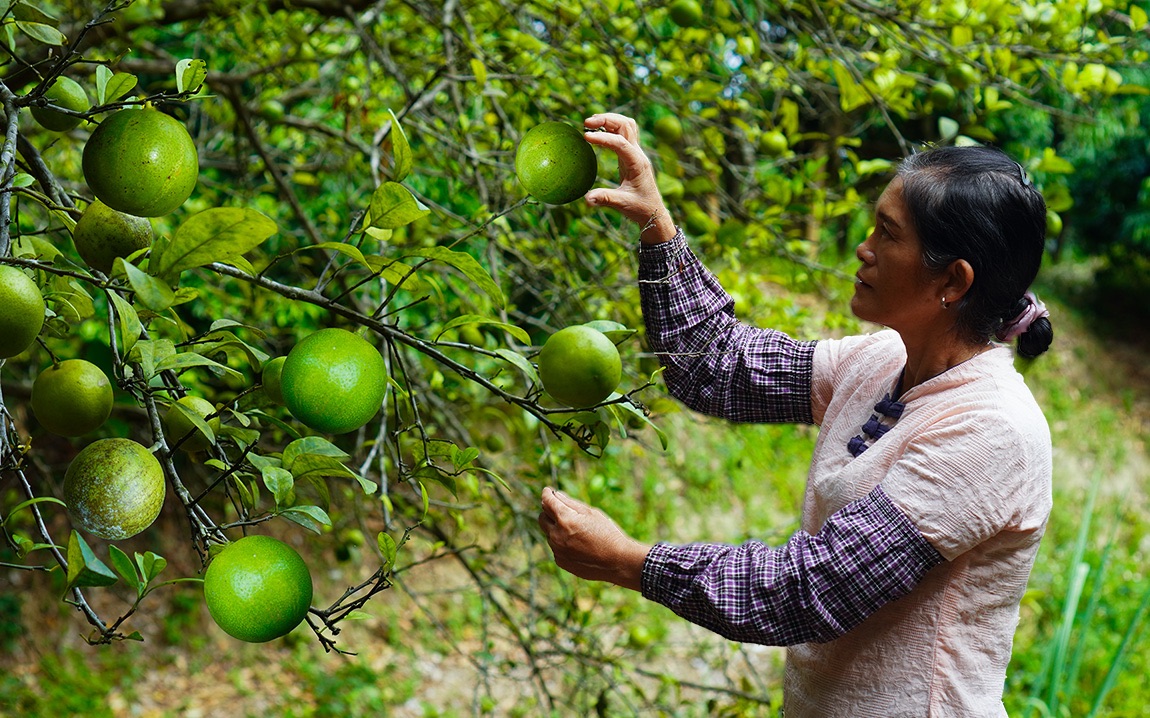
[2,0,1147,714]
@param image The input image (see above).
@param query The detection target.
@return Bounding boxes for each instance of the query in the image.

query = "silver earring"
[941,298,949,308]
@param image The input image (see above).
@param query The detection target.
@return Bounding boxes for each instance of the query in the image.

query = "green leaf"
[152,352,243,380]
[293,242,371,269]
[66,531,118,589]
[279,505,331,534]
[118,259,175,312]
[108,545,142,591]
[452,446,480,472]
[125,631,145,642]
[493,348,540,385]
[282,436,350,469]
[95,65,137,105]
[136,551,167,584]
[261,466,294,509]
[16,21,64,46]
[437,315,528,344]
[377,532,397,572]
[413,464,457,496]
[405,246,504,309]
[12,1,58,24]
[2,496,66,526]
[106,289,142,353]
[231,476,256,512]
[469,57,487,87]
[175,58,207,94]
[11,172,34,188]
[387,108,413,182]
[612,401,670,451]
[364,182,430,230]
[151,207,277,279]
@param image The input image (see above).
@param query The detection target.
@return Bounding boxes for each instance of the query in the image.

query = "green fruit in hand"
[652,116,683,144]
[515,121,597,205]
[669,0,703,27]
[281,328,387,434]
[261,356,286,404]
[163,395,219,452]
[72,199,154,274]
[758,130,788,157]
[82,108,199,217]
[64,438,165,540]
[31,359,114,436]
[0,265,45,359]
[204,535,313,643]
[1045,209,1063,237]
[538,325,622,408]
[31,76,90,132]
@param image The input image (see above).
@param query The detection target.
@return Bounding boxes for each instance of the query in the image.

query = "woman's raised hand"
[538,486,651,591]
[583,113,677,244]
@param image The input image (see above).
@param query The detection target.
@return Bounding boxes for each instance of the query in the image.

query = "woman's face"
[851,177,947,332]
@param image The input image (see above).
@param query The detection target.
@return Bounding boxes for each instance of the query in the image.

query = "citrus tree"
[0,0,1145,713]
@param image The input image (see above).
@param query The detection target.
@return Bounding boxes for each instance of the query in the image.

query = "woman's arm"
[583,112,816,424]
[539,485,945,646]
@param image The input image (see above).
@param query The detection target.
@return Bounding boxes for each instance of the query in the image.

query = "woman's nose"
[856,237,875,263]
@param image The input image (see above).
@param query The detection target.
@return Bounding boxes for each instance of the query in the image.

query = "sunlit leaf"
[151,207,277,278]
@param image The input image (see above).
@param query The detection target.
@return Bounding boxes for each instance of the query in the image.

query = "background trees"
[2,1,1148,715]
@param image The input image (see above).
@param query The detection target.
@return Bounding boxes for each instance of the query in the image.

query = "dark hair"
[897,145,1053,358]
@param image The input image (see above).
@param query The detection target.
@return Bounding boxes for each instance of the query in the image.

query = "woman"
[538,113,1054,716]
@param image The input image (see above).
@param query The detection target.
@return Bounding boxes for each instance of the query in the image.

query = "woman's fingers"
[584,112,640,143]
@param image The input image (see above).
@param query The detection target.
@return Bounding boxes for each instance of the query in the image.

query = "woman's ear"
[943,258,975,301]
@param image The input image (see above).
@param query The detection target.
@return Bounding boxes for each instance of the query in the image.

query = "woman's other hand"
[583,113,677,245]
[538,486,651,591]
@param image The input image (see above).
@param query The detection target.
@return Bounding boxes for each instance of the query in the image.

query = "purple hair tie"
[996,291,1049,342]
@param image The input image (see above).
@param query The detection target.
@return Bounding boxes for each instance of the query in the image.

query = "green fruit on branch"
[64,438,165,540]
[30,76,90,132]
[31,359,114,437]
[538,325,622,408]
[162,395,220,453]
[204,535,313,643]
[281,328,387,434]
[72,200,154,274]
[0,265,45,359]
[82,108,199,217]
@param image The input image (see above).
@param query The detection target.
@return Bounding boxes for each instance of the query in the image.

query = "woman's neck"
[897,332,990,397]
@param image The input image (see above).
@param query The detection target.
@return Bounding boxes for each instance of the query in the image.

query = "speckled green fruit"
[162,395,219,452]
[538,325,622,408]
[515,122,597,205]
[72,199,154,273]
[204,535,313,643]
[0,265,45,359]
[31,76,89,132]
[31,359,113,437]
[281,328,387,434]
[64,438,165,540]
[261,356,286,404]
[82,108,199,217]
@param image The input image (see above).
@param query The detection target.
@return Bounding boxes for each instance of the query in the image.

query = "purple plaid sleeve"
[640,485,945,646]
[638,230,816,424]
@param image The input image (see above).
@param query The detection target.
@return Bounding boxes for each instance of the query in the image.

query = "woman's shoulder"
[814,328,905,376]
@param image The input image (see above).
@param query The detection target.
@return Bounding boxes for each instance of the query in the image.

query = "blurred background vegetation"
[1,0,1148,715]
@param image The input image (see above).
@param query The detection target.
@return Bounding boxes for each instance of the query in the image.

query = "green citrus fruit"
[261,356,286,404]
[515,121,597,205]
[203,535,313,643]
[72,199,154,274]
[163,395,219,452]
[669,0,703,27]
[929,82,957,109]
[683,202,718,236]
[31,359,114,436]
[759,130,788,157]
[1045,209,1063,237]
[281,328,387,434]
[0,265,45,359]
[64,438,165,540]
[652,116,683,144]
[82,108,199,217]
[31,76,90,132]
[538,325,622,408]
